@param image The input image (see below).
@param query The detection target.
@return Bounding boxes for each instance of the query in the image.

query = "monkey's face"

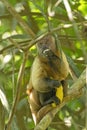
[36,35,59,59]
[36,35,61,61]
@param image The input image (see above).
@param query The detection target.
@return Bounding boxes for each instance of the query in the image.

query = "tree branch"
[34,69,86,130]
[1,0,35,38]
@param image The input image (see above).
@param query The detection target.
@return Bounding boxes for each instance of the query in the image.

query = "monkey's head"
[36,35,61,60]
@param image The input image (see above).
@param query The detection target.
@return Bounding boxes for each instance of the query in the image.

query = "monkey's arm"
[32,75,61,93]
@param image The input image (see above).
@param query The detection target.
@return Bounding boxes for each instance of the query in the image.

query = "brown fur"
[27,35,69,124]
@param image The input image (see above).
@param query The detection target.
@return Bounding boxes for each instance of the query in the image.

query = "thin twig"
[5,51,29,130]
[1,0,35,38]
[0,23,84,54]
[8,38,23,52]
[63,0,87,62]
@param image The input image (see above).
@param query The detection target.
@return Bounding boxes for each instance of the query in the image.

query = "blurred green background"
[0,0,87,130]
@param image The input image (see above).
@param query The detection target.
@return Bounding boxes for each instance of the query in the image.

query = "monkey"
[27,35,69,126]
[37,48,64,106]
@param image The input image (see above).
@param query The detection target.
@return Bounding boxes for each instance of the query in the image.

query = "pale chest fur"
[32,51,69,81]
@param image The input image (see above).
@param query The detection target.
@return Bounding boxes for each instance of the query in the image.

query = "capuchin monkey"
[27,35,69,126]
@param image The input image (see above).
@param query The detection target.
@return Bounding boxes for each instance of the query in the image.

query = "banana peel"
[52,85,63,107]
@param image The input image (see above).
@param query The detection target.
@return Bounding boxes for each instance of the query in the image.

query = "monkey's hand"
[41,96,60,106]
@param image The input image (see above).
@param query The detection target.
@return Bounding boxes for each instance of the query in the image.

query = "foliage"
[0,0,87,130]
